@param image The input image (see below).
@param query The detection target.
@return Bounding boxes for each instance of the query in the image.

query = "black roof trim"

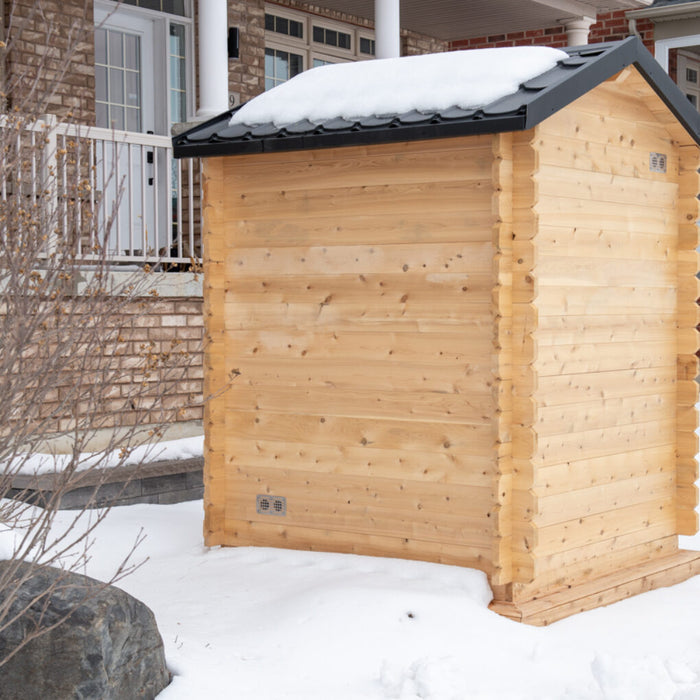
[173,37,700,159]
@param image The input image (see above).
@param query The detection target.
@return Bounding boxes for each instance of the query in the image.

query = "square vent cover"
[256,494,287,516]
[649,152,667,173]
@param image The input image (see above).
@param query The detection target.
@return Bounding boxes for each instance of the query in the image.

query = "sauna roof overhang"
[172,36,700,158]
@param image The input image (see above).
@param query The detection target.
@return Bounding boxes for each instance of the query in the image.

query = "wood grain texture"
[201,65,700,616]
[210,136,500,571]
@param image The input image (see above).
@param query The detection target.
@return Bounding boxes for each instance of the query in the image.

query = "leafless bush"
[0,0,202,667]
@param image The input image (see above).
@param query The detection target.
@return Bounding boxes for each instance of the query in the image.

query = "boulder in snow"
[0,561,171,700]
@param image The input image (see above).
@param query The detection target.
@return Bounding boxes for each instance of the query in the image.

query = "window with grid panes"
[264,3,375,90]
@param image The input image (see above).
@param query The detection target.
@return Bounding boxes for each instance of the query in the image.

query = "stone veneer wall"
[36,295,205,434]
[227,0,266,103]
[4,0,95,122]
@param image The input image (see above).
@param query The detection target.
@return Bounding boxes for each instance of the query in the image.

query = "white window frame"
[264,3,375,89]
[677,49,700,108]
[655,35,700,73]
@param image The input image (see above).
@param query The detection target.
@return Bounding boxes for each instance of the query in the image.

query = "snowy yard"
[50,498,700,700]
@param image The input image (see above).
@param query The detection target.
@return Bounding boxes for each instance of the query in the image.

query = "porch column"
[375,0,401,59]
[564,17,595,47]
[197,0,229,119]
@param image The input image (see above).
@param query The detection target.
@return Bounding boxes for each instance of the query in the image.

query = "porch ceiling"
[304,0,653,41]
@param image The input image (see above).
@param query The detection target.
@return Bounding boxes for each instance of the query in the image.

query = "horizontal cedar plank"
[225,329,494,364]
[535,257,677,287]
[533,198,674,227]
[528,314,676,346]
[533,166,677,209]
[224,242,493,276]
[225,411,497,455]
[531,445,674,496]
[223,301,493,330]
[225,210,495,248]
[226,438,497,486]
[233,505,496,550]
[535,501,676,557]
[532,419,675,468]
[536,285,676,316]
[534,132,679,181]
[225,134,493,167]
[229,357,496,394]
[533,530,678,582]
[537,226,677,262]
[534,341,674,377]
[230,465,498,517]
[585,76,673,118]
[222,518,495,574]
[224,143,493,191]
[226,385,494,425]
[537,106,675,152]
[534,392,676,437]
[511,536,681,605]
[228,466,495,531]
[523,471,675,527]
[225,272,493,304]
[225,179,491,220]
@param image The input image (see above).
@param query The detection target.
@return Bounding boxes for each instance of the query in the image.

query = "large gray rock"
[0,562,171,699]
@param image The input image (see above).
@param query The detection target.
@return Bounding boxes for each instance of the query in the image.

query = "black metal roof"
[173,37,700,159]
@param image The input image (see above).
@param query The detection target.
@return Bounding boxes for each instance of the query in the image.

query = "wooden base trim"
[489,549,700,626]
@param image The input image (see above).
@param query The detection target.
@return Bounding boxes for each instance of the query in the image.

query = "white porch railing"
[10,115,202,267]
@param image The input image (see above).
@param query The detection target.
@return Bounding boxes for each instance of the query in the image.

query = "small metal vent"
[256,494,287,516]
[649,152,667,173]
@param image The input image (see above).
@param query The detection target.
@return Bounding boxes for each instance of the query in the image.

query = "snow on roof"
[230,47,569,128]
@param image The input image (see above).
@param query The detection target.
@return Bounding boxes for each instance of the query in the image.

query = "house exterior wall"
[227,0,266,103]
[449,10,655,53]
[201,136,502,574]
[4,0,95,122]
[31,296,204,433]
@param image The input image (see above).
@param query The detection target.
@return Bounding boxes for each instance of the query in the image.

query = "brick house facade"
[3,0,693,437]
[449,11,655,52]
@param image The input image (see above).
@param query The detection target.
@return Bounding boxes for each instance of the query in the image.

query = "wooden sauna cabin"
[174,37,700,624]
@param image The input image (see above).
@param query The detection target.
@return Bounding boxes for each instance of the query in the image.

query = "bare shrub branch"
[0,0,210,667]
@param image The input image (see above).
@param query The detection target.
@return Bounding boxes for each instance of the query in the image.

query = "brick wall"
[449,11,654,54]
[227,0,266,103]
[5,0,95,122]
[590,10,654,52]
[36,296,204,435]
[105,297,204,429]
[403,29,448,56]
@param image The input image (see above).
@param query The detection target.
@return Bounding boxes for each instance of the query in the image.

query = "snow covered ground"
[5,435,700,698]
[44,498,700,700]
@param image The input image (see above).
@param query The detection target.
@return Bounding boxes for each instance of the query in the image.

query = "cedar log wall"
[202,137,501,572]
[504,68,700,602]
[203,67,700,596]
